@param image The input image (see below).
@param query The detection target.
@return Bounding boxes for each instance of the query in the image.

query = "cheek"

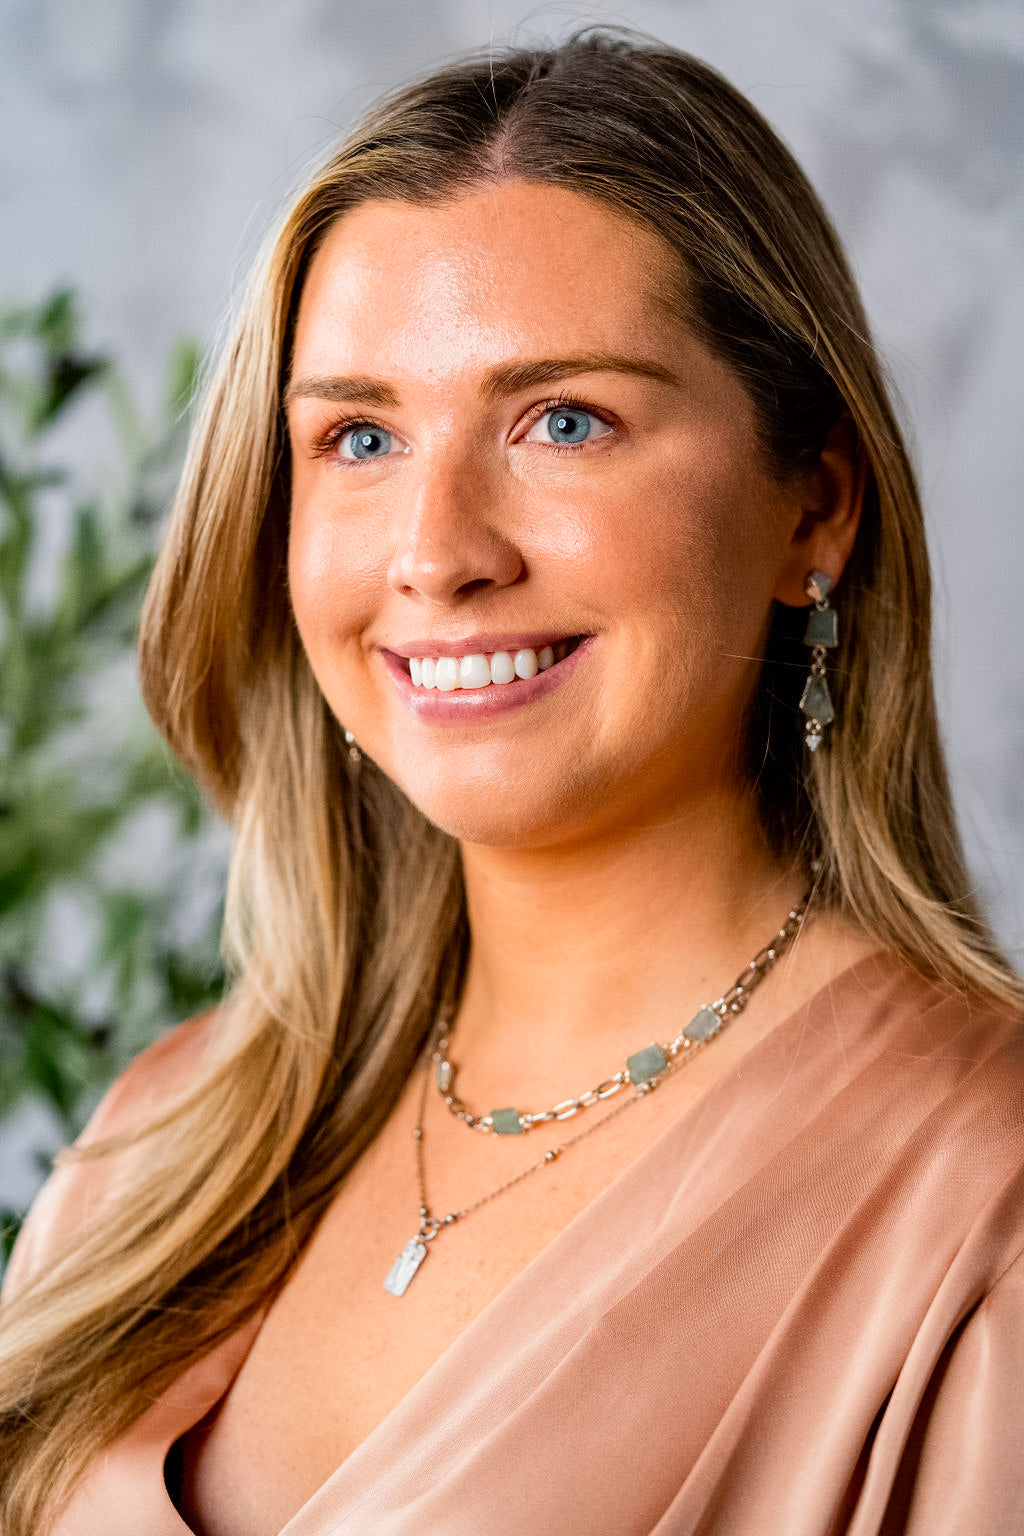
[650,445,788,602]
[287,501,379,671]
[574,458,738,621]
[602,452,789,701]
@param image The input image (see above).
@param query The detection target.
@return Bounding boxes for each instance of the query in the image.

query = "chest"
[176,1070,698,1536]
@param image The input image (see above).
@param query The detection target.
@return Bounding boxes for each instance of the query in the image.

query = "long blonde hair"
[2,31,1019,1532]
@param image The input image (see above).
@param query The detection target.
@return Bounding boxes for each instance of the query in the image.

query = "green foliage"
[0,292,228,1231]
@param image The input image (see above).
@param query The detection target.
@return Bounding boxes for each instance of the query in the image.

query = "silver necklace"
[433,902,807,1134]
[384,899,807,1297]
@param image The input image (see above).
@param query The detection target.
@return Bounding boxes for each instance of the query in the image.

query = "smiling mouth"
[404,637,584,691]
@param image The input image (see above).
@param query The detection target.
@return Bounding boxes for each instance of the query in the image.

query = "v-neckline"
[160,951,898,1536]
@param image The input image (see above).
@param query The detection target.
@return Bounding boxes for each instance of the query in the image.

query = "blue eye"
[545,409,594,444]
[524,407,611,447]
[342,425,393,460]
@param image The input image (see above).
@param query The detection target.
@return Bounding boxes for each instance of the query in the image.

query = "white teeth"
[435,657,459,692]
[407,642,577,689]
[459,654,491,689]
[490,651,515,685]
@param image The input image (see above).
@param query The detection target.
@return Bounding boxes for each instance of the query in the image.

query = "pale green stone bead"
[683,1006,721,1043]
[626,1042,668,1084]
[491,1107,524,1135]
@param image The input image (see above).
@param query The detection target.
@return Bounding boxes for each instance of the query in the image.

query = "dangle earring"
[799,570,838,752]
[343,729,362,765]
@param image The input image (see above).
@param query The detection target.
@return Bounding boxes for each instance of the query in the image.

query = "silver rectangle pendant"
[384,1239,428,1297]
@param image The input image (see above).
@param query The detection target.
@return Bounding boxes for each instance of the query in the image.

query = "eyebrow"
[284,375,400,409]
[284,352,681,409]
[481,352,682,397]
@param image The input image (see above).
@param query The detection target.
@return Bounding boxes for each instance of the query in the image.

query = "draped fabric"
[9,954,1024,1534]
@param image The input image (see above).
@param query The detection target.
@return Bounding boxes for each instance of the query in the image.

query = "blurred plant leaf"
[1,1211,23,1264]
[0,291,228,1223]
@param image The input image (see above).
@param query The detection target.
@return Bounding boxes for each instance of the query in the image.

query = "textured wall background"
[2,0,1022,1196]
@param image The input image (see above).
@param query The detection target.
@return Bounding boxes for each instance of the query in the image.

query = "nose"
[386,451,524,605]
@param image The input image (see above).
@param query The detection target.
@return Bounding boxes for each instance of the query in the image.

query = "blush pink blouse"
[8,953,1024,1534]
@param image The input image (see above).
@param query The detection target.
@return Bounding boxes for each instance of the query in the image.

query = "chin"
[393,755,610,851]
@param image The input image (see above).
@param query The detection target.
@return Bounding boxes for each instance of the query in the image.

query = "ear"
[772,413,866,607]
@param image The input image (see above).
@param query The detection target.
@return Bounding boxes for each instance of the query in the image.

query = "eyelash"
[309,394,617,462]
[310,417,383,460]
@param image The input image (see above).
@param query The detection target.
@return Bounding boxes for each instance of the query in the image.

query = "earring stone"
[805,570,833,605]
[800,569,838,752]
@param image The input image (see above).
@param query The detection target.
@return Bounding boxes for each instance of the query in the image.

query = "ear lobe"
[773,413,866,608]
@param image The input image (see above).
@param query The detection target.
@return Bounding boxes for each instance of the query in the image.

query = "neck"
[453,784,805,1094]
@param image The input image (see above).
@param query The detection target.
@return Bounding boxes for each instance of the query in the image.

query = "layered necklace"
[384,898,807,1296]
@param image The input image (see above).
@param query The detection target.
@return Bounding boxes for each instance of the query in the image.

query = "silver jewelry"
[433,901,807,1135]
[799,570,838,752]
[383,1054,647,1297]
[384,899,807,1296]
[343,728,362,764]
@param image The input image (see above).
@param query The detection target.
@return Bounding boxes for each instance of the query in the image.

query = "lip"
[388,631,579,660]
[380,634,593,722]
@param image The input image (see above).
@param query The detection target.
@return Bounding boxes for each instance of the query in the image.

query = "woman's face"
[286,181,811,850]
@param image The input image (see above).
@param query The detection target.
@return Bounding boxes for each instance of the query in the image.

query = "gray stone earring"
[344,729,362,765]
[799,570,838,751]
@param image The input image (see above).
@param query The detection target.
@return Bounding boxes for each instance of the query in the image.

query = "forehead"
[290,181,684,378]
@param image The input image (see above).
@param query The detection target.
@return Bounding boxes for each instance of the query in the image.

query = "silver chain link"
[412,1068,649,1238]
[433,900,807,1133]
[411,898,808,1242]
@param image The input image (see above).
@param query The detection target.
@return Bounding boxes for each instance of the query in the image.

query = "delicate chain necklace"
[433,903,807,1134]
[384,899,807,1297]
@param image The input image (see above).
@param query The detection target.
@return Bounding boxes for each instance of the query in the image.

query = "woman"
[2,29,1022,1536]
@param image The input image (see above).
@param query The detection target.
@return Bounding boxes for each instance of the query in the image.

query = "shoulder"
[2,1011,219,1299]
[844,951,1024,1131]
[81,1009,218,1142]
[813,945,1024,1066]
[886,954,1021,1074]
[761,946,1024,1244]
[774,928,1024,1116]
[815,952,1024,1238]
